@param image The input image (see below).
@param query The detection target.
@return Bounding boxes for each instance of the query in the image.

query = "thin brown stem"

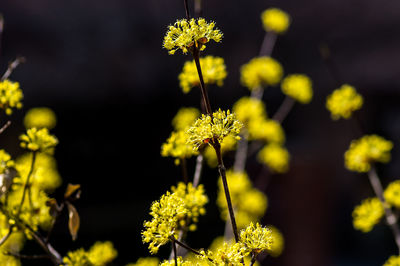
[16,151,36,216]
[183,0,190,19]
[272,96,295,123]
[214,142,239,242]
[173,238,200,257]
[45,202,65,243]
[6,251,50,260]
[173,240,178,265]
[193,154,203,187]
[192,50,212,116]
[0,120,10,135]
[250,253,257,266]
[194,0,202,17]
[0,226,12,246]
[368,166,400,254]
[1,56,25,81]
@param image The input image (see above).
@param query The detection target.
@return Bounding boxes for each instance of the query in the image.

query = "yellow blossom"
[23,107,57,130]
[352,197,384,233]
[248,119,285,144]
[187,109,242,151]
[240,57,283,90]
[163,18,223,55]
[198,242,246,265]
[172,107,200,131]
[161,130,198,165]
[179,56,227,93]
[160,257,191,266]
[344,135,393,173]
[0,149,15,174]
[326,84,363,120]
[261,8,291,34]
[142,192,187,254]
[258,144,290,173]
[233,97,267,127]
[384,180,400,208]
[0,79,23,115]
[384,255,400,266]
[126,257,160,266]
[87,241,118,266]
[63,248,91,266]
[281,74,313,104]
[267,225,284,257]
[240,222,273,256]
[19,128,58,154]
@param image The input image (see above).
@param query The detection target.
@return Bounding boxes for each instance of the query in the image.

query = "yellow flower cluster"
[23,107,57,130]
[160,257,191,266]
[161,130,198,165]
[384,180,400,208]
[15,153,61,192]
[352,197,384,233]
[281,74,313,104]
[163,18,223,55]
[187,109,242,150]
[127,257,160,266]
[203,135,238,167]
[0,149,15,174]
[258,143,290,173]
[240,222,273,256]
[384,255,400,266]
[171,182,208,231]
[267,225,285,257]
[248,119,285,144]
[240,57,283,90]
[217,170,267,229]
[179,56,227,93]
[261,8,291,34]
[19,128,58,154]
[0,214,24,266]
[0,79,23,115]
[233,97,267,127]
[172,107,200,131]
[198,242,246,265]
[142,192,187,254]
[326,84,363,120]
[344,135,393,173]
[64,241,118,266]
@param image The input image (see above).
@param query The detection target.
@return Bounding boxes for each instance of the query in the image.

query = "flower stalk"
[16,151,37,216]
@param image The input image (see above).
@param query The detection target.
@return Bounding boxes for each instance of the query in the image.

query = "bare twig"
[0,226,12,247]
[0,120,11,135]
[6,251,50,260]
[272,96,295,123]
[193,154,204,187]
[1,56,25,81]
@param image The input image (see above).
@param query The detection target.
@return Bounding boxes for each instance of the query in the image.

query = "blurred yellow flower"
[258,143,290,173]
[326,84,363,120]
[281,74,313,104]
[261,8,291,34]
[23,107,57,130]
[240,57,283,90]
[352,197,384,233]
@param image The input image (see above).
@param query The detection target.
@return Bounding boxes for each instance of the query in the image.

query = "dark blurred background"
[1,0,400,265]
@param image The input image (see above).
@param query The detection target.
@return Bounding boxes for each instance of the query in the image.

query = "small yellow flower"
[281,74,313,104]
[344,135,392,173]
[326,84,363,120]
[160,257,191,266]
[172,107,200,131]
[87,241,118,266]
[163,18,223,55]
[267,225,285,257]
[0,149,15,174]
[161,130,198,165]
[187,109,242,151]
[198,242,246,265]
[23,107,57,130]
[240,57,283,90]
[261,8,291,34]
[384,255,400,266]
[233,97,267,127]
[63,248,91,266]
[179,56,227,93]
[248,119,285,144]
[19,128,58,154]
[258,143,290,173]
[352,197,384,233]
[0,79,23,115]
[240,222,273,256]
[384,180,400,208]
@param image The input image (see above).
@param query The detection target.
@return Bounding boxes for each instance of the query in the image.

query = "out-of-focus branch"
[1,56,26,81]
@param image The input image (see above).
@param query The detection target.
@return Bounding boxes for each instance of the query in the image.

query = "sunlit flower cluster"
[281,74,313,104]
[233,97,267,127]
[240,57,283,90]
[19,128,58,154]
[0,149,15,174]
[384,255,400,266]
[248,119,285,144]
[161,130,198,165]
[0,79,23,115]
[172,107,200,131]
[198,242,246,265]
[261,8,291,34]
[163,18,223,55]
[326,84,363,120]
[23,107,57,130]
[187,109,242,150]
[127,257,160,266]
[179,56,227,93]
[240,222,273,256]
[258,143,290,173]
[384,180,400,209]
[352,197,384,233]
[344,135,393,173]
[160,257,191,266]
[217,170,267,228]
[64,241,118,266]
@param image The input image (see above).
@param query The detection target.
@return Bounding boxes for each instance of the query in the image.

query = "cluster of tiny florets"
[281,74,313,104]
[384,255,400,266]
[179,56,227,93]
[172,107,201,131]
[19,128,58,154]
[261,8,291,34]
[384,180,400,209]
[240,222,273,256]
[163,18,223,55]
[258,143,290,173]
[352,197,384,233]
[240,57,283,90]
[198,242,246,265]
[344,135,393,173]
[161,130,198,165]
[326,84,363,120]
[0,79,23,115]
[63,241,118,266]
[186,109,242,150]
[23,107,57,130]
[0,149,15,174]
